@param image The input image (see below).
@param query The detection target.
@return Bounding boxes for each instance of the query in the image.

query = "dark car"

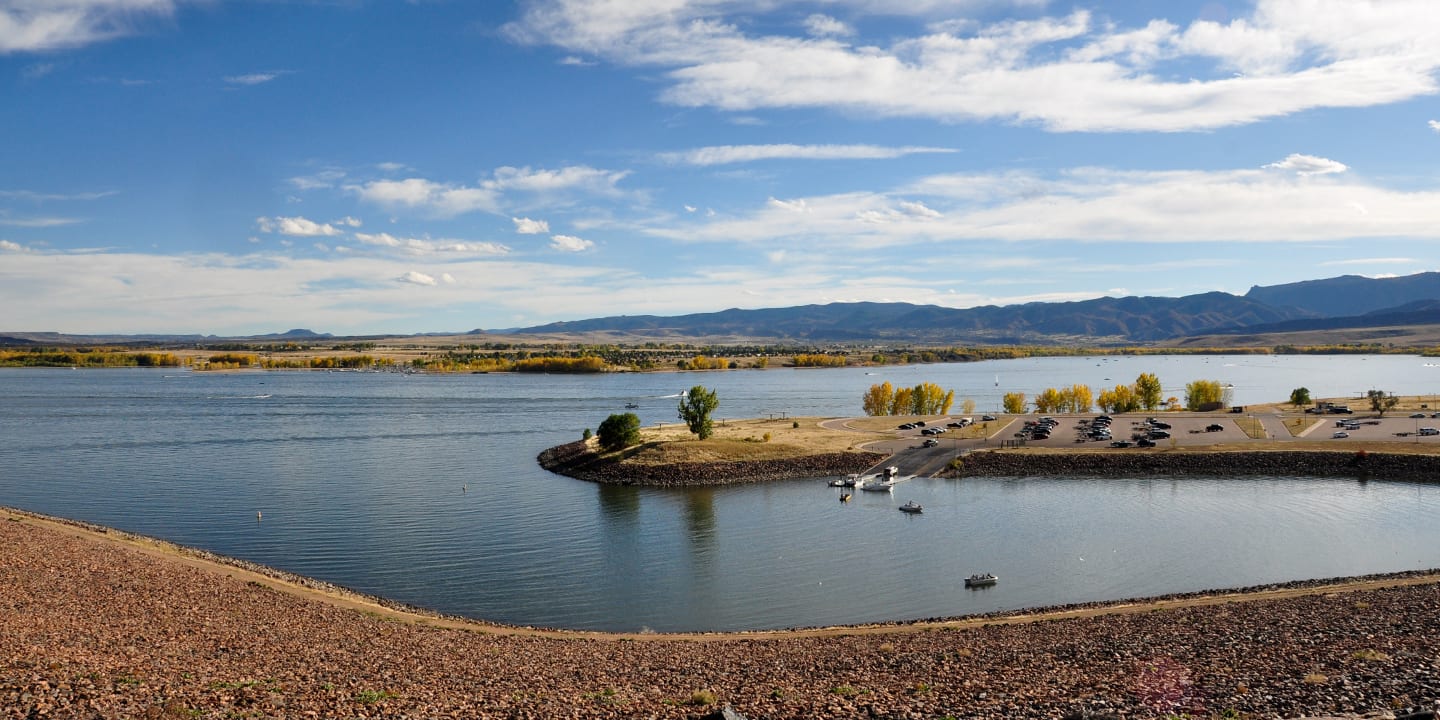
[1206,424,1224,432]
[1136,437,1156,447]
[1148,429,1171,439]
[1109,440,1133,448]
[898,423,915,430]
[981,414,996,421]
[915,421,927,427]
[923,438,939,447]
[1411,413,1427,418]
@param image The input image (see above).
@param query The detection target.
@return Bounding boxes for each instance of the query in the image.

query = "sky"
[2,0,1439,336]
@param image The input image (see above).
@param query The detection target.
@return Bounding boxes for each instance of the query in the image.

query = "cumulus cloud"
[0,239,24,251]
[353,165,628,218]
[512,217,550,234]
[803,14,852,38]
[506,0,1440,132]
[1430,120,1440,133]
[659,143,956,166]
[549,234,593,252]
[398,271,438,286]
[1263,153,1348,176]
[0,0,179,54]
[354,232,509,256]
[255,216,344,237]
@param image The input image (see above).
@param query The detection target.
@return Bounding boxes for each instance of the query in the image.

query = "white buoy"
[256,511,262,522]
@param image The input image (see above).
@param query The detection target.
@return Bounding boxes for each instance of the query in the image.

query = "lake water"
[3,355,1439,632]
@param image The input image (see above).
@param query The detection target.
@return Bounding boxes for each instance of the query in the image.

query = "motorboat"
[964,573,998,588]
[828,474,862,488]
[898,501,922,513]
[839,493,851,503]
[624,402,639,409]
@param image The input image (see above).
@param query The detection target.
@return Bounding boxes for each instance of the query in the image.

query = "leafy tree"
[1034,388,1065,414]
[1134,373,1163,411]
[1367,389,1400,417]
[1098,384,1139,413]
[1185,379,1225,411]
[862,382,895,416]
[1002,391,1026,414]
[1289,387,1311,407]
[1066,384,1094,413]
[961,397,976,415]
[678,385,720,439]
[597,413,641,451]
[891,386,915,415]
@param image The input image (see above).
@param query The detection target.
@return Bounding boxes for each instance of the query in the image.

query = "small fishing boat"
[964,573,998,588]
[624,402,639,409]
[839,493,851,503]
[898,500,922,513]
[828,474,862,488]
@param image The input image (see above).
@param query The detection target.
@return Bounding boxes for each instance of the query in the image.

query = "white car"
[1332,431,1350,438]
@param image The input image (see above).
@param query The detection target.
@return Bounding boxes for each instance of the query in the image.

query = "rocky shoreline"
[952,449,1440,481]
[537,440,886,486]
[4,510,1440,719]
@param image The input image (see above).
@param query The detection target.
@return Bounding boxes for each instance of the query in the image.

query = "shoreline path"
[4,506,1438,719]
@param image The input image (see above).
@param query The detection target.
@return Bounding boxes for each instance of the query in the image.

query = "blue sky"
[3,0,1439,336]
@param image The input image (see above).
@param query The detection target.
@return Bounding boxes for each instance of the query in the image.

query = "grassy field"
[612,416,887,465]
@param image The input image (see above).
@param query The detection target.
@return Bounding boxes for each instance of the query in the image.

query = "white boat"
[828,473,863,487]
[898,501,923,513]
[964,573,998,588]
[859,466,910,491]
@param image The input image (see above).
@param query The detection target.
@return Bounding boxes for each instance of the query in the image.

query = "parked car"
[1333,431,1350,438]
[898,423,914,430]
[923,438,939,447]
[1411,413,1427,418]
[1420,427,1439,437]
[1136,438,1156,447]
[1109,440,1133,448]
[981,415,996,421]
[1148,430,1171,439]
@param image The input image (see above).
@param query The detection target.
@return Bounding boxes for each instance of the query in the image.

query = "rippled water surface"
[3,356,1439,631]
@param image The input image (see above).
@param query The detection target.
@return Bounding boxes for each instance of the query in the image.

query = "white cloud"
[255,216,343,237]
[354,232,509,257]
[1319,257,1415,266]
[1263,153,1348,176]
[0,239,24,252]
[659,143,956,166]
[353,165,628,218]
[507,0,1440,132]
[289,170,346,191]
[653,164,1440,247]
[337,216,362,228]
[558,55,595,66]
[549,234,593,252]
[353,178,500,217]
[512,217,550,234]
[0,0,178,54]
[398,271,438,286]
[224,72,282,86]
[1430,120,1440,133]
[803,14,852,38]
[0,215,81,227]
[0,189,116,202]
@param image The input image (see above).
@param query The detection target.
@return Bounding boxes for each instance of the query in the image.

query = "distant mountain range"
[6,274,1439,346]
[499,272,1440,344]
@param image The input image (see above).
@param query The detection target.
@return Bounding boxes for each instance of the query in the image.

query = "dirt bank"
[4,508,1440,719]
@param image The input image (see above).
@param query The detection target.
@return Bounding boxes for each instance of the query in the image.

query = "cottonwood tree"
[1290,387,1311,407]
[1002,392,1026,414]
[1185,379,1225,411]
[1367,389,1400,417]
[678,385,720,439]
[1135,373,1163,411]
[862,382,894,416]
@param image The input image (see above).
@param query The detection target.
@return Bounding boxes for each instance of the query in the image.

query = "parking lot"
[860,411,1440,476]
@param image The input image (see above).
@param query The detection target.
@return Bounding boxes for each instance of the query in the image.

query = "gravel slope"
[3,510,1438,719]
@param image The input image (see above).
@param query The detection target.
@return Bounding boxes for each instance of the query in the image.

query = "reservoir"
[2,355,1439,632]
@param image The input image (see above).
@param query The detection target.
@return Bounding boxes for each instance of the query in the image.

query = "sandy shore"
[4,508,1439,719]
